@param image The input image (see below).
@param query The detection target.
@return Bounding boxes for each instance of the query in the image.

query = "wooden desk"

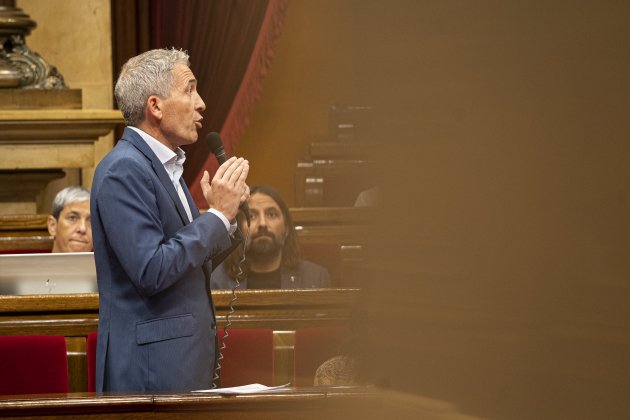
[0,288,359,333]
[0,387,475,420]
[0,388,371,419]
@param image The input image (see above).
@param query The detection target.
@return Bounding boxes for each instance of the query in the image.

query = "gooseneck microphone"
[206,132,251,224]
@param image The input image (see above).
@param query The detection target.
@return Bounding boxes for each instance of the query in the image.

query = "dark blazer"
[91,127,240,392]
[210,259,331,290]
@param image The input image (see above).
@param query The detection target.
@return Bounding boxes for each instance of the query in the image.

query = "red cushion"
[217,328,274,387]
[86,331,98,392]
[294,327,348,387]
[0,335,68,395]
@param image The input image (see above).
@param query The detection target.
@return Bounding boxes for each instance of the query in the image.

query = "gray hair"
[51,186,91,219]
[114,48,190,126]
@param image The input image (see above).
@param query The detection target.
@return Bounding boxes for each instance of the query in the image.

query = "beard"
[246,231,284,262]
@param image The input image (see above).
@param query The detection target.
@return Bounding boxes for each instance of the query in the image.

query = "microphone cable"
[212,213,250,388]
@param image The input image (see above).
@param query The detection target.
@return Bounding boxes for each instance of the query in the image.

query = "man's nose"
[195,92,206,112]
[77,219,88,233]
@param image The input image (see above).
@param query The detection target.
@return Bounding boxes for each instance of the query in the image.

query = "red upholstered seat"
[87,329,273,390]
[86,331,98,392]
[293,327,348,387]
[217,328,274,387]
[0,335,69,395]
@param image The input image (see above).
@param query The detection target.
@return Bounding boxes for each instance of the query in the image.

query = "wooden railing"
[0,207,373,246]
[0,213,51,252]
[0,208,373,286]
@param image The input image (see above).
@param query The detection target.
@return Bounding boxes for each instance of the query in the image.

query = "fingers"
[200,170,212,207]
[207,157,250,220]
[232,160,249,187]
[241,184,250,204]
[200,170,211,194]
[215,157,249,187]
[225,158,248,185]
[213,156,237,179]
[214,157,244,182]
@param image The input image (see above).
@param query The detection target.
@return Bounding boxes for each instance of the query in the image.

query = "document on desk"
[193,383,291,394]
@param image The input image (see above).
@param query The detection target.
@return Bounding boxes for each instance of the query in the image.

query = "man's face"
[48,200,92,253]
[159,63,206,149]
[246,193,288,259]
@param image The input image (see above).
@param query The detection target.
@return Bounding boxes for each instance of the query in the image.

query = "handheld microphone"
[206,132,251,224]
[206,132,250,389]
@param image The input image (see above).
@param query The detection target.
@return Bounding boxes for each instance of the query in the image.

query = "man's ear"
[147,95,163,121]
[47,215,57,237]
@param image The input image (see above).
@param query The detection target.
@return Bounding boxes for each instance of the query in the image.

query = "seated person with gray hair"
[211,184,330,289]
[47,186,92,253]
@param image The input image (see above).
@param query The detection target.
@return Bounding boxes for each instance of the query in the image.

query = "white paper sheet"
[193,383,290,394]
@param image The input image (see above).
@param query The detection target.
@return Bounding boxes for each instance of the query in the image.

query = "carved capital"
[0,6,67,89]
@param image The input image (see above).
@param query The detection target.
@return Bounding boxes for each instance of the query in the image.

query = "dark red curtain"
[150,0,287,207]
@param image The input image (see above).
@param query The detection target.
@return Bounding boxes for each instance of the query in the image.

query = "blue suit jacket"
[91,127,240,392]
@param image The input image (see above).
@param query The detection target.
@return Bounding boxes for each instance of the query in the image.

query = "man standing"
[211,185,330,290]
[47,186,92,253]
[91,48,249,392]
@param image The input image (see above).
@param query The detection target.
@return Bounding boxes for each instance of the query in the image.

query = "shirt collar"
[129,126,186,166]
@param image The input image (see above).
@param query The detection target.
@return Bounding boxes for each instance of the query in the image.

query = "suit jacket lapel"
[122,127,191,225]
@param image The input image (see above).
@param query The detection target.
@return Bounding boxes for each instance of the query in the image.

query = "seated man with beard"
[210,185,330,289]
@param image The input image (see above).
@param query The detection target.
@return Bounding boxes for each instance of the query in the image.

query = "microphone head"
[206,132,224,154]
